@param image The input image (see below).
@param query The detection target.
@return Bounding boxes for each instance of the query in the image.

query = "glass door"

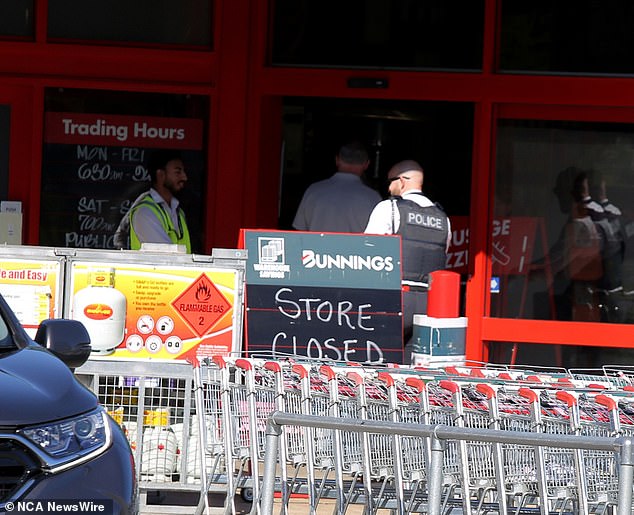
[0,104,9,200]
[487,105,634,368]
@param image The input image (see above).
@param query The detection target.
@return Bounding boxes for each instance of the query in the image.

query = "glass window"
[40,88,209,253]
[500,1,634,74]
[493,119,634,328]
[0,309,12,349]
[47,0,212,48]
[270,0,484,70]
[0,1,33,39]
[0,105,9,200]
[488,341,564,369]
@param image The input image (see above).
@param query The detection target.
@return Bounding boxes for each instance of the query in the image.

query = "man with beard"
[127,149,191,253]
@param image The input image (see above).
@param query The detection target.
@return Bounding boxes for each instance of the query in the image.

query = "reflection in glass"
[488,341,562,369]
[47,0,212,48]
[500,1,634,74]
[270,0,484,70]
[0,1,33,38]
[493,120,634,327]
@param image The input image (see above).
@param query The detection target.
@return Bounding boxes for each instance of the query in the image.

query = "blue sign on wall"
[242,230,404,364]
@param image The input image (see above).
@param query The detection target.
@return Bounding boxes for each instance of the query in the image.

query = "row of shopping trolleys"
[191,357,634,515]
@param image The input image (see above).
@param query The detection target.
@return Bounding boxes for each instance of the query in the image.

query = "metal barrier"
[76,358,231,514]
[261,412,634,515]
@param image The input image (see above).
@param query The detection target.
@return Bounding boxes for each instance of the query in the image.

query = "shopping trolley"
[285,361,346,510]
[376,372,431,513]
[192,356,237,515]
[476,383,546,514]
[190,355,634,515]
[257,359,329,513]
[347,369,404,514]
[567,368,632,390]
[194,356,274,515]
[317,364,366,513]
[432,379,508,515]
[559,390,621,514]
[532,388,589,515]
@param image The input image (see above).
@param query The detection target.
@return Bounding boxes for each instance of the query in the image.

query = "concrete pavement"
[140,490,376,514]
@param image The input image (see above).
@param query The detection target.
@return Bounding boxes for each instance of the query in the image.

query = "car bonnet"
[0,344,97,426]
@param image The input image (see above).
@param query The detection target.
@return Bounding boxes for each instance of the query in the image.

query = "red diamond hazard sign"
[172,273,231,337]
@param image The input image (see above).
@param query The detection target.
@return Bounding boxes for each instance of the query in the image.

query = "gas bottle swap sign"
[0,249,64,337]
[241,230,403,364]
[67,255,240,362]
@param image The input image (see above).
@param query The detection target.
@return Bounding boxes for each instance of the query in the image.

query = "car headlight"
[18,407,112,472]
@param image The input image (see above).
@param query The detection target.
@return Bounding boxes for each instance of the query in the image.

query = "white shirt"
[365,190,452,251]
[131,188,183,245]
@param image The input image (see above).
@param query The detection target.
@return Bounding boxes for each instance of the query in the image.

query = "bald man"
[365,160,451,362]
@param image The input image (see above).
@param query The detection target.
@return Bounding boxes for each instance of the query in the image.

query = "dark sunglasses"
[387,175,410,183]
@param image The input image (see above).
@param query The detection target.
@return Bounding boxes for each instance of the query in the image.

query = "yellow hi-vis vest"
[129,197,191,253]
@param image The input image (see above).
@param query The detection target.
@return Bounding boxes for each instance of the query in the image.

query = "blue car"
[0,294,137,514]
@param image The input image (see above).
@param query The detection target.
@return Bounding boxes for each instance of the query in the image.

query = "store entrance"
[278,97,474,230]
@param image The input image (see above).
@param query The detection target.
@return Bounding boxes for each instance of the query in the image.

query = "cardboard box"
[411,314,467,367]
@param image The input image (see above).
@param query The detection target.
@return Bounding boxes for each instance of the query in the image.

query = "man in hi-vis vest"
[129,149,191,253]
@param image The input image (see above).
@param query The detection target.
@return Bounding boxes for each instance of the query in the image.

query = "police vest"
[587,198,625,290]
[129,196,191,253]
[391,195,448,282]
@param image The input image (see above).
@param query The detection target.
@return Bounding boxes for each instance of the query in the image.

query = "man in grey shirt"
[292,141,381,233]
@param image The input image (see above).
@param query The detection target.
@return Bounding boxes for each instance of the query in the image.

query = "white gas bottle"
[72,268,127,354]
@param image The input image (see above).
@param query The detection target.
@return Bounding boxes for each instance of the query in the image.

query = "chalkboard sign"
[40,112,205,251]
[242,230,404,364]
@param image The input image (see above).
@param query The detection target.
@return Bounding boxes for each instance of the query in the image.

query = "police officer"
[365,159,451,362]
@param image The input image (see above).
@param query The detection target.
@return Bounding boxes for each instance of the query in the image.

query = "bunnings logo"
[301,250,394,272]
[84,304,113,320]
